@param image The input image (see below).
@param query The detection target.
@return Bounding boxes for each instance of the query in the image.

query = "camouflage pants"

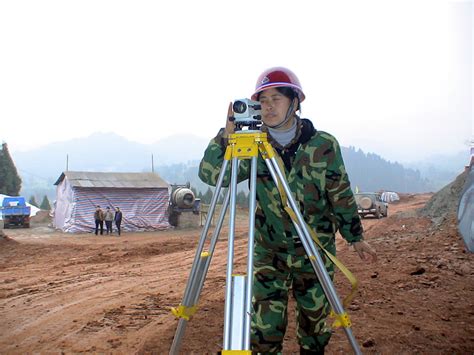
[251,244,335,353]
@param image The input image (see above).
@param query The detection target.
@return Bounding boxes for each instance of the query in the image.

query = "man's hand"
[352,240,377,262]
[223,102,236,138]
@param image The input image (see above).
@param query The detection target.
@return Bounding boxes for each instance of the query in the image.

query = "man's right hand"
[223,102,236,138]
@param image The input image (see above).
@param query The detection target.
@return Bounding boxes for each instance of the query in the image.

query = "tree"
[217,190,225,204]
[236,190,248,207]
[29,196,39,207]
[40,195,51,210]
[202,187,213,204]
[0,143,22,196]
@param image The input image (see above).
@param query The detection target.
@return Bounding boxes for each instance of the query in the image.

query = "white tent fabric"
[0,194,41,220]
[53,183,171,233]
[381,191,400,203]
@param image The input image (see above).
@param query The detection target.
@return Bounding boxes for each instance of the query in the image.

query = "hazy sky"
[0,0,472,163]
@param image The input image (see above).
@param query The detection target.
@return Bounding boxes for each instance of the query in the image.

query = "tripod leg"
[264,156,362,355]
[243,155,258,348]
[170,159,231,355]
[170,188,231,354]
[223,157,240,349]
[182,158,230,301]
[222,156,257,352]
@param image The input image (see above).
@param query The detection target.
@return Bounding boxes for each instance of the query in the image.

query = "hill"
[11,132,208,200]
[9,132,465,200]
[405,151,470,189]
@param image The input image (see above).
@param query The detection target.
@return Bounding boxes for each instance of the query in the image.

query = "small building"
[53,171,171,233]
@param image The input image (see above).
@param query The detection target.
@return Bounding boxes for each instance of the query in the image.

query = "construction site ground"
[0,193,473,354]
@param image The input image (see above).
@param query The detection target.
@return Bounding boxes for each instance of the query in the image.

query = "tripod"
[170,130,362,354]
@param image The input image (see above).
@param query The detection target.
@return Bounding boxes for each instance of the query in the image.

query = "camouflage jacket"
[199,118,363,255]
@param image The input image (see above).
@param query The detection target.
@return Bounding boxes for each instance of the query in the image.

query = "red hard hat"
[251,67,305,102]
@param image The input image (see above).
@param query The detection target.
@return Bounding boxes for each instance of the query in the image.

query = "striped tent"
[53,171,171,233]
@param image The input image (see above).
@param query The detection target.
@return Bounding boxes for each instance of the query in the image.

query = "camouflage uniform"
[199,117,363,353]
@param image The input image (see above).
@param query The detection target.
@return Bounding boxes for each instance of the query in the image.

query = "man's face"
[258,88,293,128]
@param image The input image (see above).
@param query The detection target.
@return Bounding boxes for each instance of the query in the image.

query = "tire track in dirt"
[2,194,472,354]
[0,230,247,353]
[0,235,204,352]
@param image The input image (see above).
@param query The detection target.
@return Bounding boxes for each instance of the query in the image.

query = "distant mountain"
[12,132,209,179]
[11,132,208,201]
[159,146,437,195]
[10,132,464,200]
[13,132,148,178]
[404,150,470,190]
[150,134,209,164]
[342,147,431,193]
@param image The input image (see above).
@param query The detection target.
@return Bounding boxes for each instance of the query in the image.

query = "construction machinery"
[2,196,31,228]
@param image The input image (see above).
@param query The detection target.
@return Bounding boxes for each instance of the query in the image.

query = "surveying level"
[169,129,362,354]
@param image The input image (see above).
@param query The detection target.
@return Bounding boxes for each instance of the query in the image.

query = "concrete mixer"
[169,184,201,227]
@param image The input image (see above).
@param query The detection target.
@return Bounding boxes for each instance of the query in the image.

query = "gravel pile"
[419,169,468,224]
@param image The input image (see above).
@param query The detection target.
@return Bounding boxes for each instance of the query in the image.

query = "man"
[198,67,377,354]
[114,207,123,236]
[104,207,114,235]
[94,205,104,235]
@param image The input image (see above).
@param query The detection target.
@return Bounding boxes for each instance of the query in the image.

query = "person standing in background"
[104,206,114,235]
[94,205,104,235]
[115,207,123,236]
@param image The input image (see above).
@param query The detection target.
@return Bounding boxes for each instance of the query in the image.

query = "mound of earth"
[30,210,51,224]
[0,229,15,243]
[419,169,467,223]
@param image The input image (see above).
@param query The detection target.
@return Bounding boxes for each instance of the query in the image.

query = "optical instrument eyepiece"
[233,100,247,114]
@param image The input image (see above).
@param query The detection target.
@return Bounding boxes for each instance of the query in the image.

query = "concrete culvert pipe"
[171,188,195,209]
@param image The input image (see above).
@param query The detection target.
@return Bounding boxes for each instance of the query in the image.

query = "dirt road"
[0,194,473,354]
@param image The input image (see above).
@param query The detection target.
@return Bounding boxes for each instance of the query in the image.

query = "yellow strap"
[221,351,252,354]
[170,304,198,321]
[272,153,358,311]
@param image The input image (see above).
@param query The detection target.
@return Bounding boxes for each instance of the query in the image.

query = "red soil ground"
[0,193,473,354]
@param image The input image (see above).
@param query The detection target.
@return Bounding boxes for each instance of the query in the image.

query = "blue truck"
[1,197,31,228]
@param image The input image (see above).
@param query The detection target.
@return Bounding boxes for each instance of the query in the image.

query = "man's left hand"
[352,241,377,262]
